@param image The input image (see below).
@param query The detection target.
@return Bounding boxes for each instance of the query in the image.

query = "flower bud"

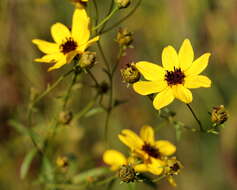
[120,63,140,84]
[97,81,109,94]
[116,0,131,9]
[116,28,133,49]
[59,111,73,125]
[211,105,228,125]
[78,51,96,69]
[117,164,136,183]
[56,156,69,168]
[164,157,183,176]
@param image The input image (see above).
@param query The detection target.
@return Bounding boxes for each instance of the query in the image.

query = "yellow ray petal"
[118,129,143,151]
[135,61,165,81]
[32,39,59,54]
[72,8,90,45]
[184,75,211,89]
[155,140,176,156]
[51,23,71,44]
[140,125,155,144]
[172,85,192,103]
[77,36,99,52]
[153,88,174,110]
[103,150,126,171]
[134,164,149,172]
[34,53,64,63]
[133,80,167,95]
[185,53,211,76]
[162,46,179,71]
[179,39,194,71]
[48,57,67,71]
[147,158,165,175]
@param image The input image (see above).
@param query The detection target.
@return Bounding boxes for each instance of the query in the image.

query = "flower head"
[32,8,99,71]
[70,0,88,8]
[133,39,211,109]
[118,125,176,174]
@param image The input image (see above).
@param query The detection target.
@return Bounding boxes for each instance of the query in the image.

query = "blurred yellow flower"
[118,125,176,174]
[32,8,99,71]
[71,0,88,8]
[133,39,211,109]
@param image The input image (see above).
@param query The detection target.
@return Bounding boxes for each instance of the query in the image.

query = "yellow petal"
[135,61,165,81]
[32,39,59,54]
[118,129,143,151]
[103,150,126,171]
[172,85,192,103]
[72,8,90,45]
[48,57,67,71]
[153,88,174,110]
[155,140,176,156]
[162,46,179,71]
[140,125,155,144]
[77,36,99,52]
[51,23,71,44]
[134,164,149,172]
[167,176,177,187]
[185,53,211,76]
[133,80,167,95]
[147,158,165,175]
[184,75,211,89]
[179,39,194,71]
[34,53,64,63]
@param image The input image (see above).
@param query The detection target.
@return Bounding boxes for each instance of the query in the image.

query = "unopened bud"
[116,28,133,49]
[98,81,109,94]
[211,105,228,125]
[120,63,140,84]
[164,157,183,176]
[79,52,96,69]
[59,111,73,125]
[116,0,131,9]
[56,156,69,168]
[118,164,136,183]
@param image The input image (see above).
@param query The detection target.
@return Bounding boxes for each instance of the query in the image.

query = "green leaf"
[41,157,54,182]
[8,120,29,135]
[72,167,110,184]
[20,149,37,179]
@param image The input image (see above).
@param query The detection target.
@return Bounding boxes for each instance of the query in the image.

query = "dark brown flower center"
[165,68,185,86]
[171,163,180,172]
[60,37,77,54]
[142,143,160,158]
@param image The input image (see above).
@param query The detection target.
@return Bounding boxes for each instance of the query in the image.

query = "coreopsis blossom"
[32,8,99,71]
[118,125,176,174]
[133,39,211,109]
[71,0,88,8]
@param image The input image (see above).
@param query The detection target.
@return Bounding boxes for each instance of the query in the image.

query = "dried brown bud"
[79,51,97,69]
[211,105,228,125]
[59,111,73,125]
[116,0,131,9]
[120,63,140,84]
[117,164,136,183]
[116,28,133,49]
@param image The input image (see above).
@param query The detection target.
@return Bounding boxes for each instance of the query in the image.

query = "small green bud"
[116,28,133,49]
[59,111,73,125]
[78,51,96,69]
[120,63,140,84]
[211,105,228,125]
[118,165,136,183]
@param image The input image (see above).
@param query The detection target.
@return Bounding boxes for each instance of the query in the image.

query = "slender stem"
[186,104,204,132]
[99,0,115,33]
[97,41,111,73]
[101,0,142,34]
[92,6,119,31]
[87,69,100,87]
[92,0,99,32]
[63,71,79,110]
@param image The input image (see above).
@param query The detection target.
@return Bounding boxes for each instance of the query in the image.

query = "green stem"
[101,0,142,34]
[92,0,99,32]
[92,6,119,32]
[87,69,100,87]
[186,104,204,132]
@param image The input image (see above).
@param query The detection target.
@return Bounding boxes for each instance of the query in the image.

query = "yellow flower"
[71,0,88,8]
[32,8,99,71]
[103,149,164,176]
[118,125,176,175]
[133,39,211,109]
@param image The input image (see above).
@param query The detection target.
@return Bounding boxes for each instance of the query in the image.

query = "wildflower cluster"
[103,125,182,186]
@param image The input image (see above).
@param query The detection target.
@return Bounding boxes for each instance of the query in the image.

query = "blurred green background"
[0,0,237,189]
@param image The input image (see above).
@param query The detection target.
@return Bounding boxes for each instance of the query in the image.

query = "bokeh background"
[0,0,237,189]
